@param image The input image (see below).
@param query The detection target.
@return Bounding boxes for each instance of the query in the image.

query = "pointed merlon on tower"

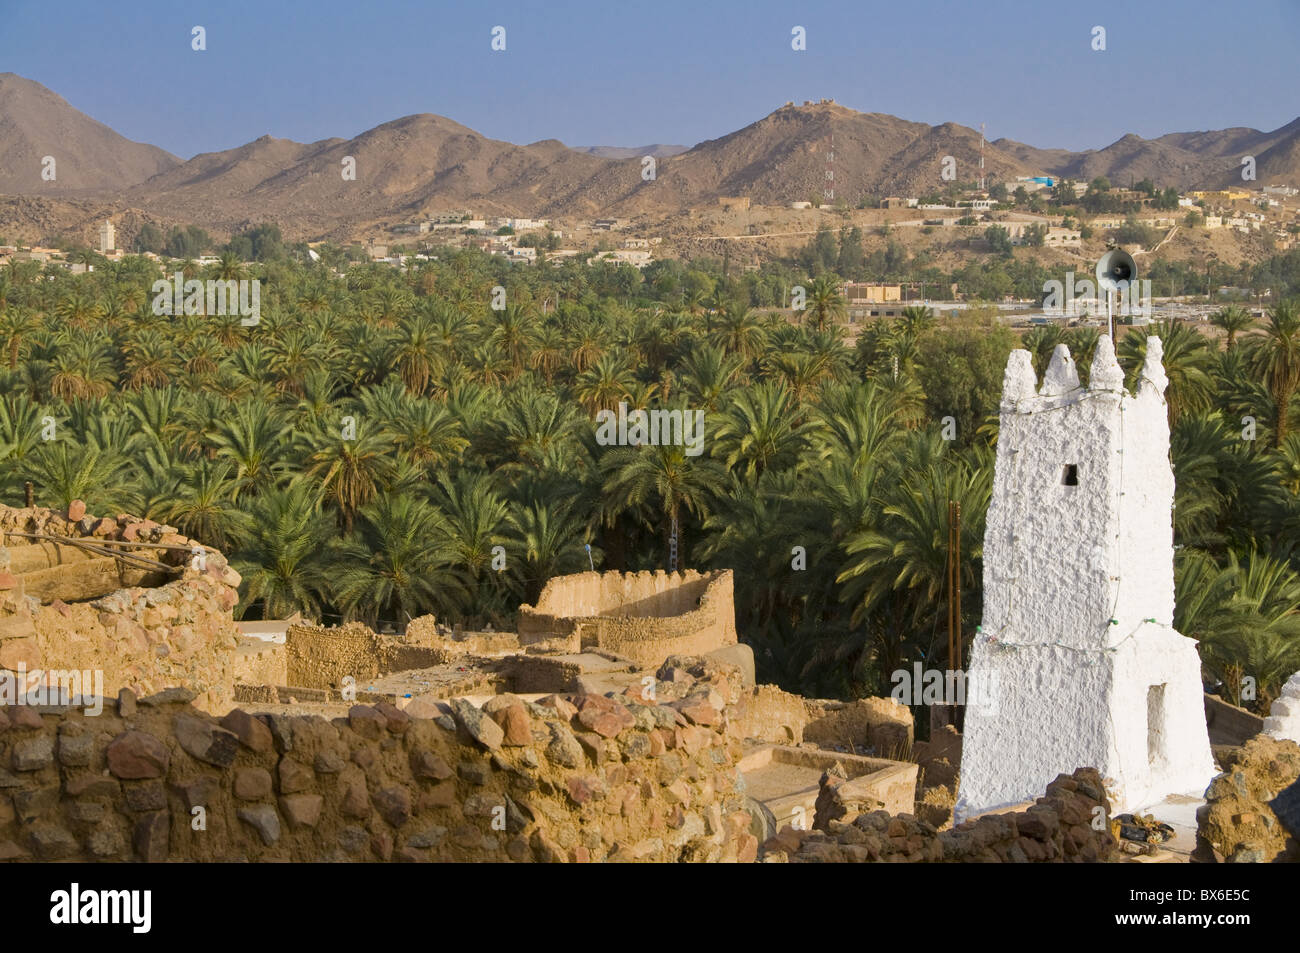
[1000,350,1038,409]
[1140,336,1169,397]
[1090,333,1125,392]
[999,333,1167,410]
[1039,344,1079,396]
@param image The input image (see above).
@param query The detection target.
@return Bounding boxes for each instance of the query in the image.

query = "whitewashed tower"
[956,336,1215,819]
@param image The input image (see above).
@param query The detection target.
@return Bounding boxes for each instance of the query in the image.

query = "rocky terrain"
[2,72,1297,242]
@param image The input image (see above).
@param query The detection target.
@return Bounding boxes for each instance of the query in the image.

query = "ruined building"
[957,337,1215,818]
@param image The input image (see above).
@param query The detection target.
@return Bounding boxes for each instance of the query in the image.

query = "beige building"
[842,282,904,322]
[843,282,902,304]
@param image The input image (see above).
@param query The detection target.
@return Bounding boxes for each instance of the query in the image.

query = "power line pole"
[824,128,834,204]
[947,500,963,728]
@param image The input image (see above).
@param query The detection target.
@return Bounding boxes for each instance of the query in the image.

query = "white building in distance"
[956,337,1215,819]
[98,220,115,254]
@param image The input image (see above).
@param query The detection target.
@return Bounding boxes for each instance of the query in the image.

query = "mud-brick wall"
[519,571,737,668]
[283,622,450,691]
[0,658,759,863]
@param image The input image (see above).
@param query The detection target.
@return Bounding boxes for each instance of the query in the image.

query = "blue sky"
[3,0,1297,159]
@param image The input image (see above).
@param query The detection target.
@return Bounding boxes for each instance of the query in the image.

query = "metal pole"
[954,501,962,673]
[951,501,961,670]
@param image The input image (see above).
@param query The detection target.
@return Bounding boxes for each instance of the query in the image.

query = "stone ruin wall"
[285,622,410,692]
[0,656,761,863]
[0,505,241,713]
[518,570,737,668]
[402,615,531,658]
[771,767,1119,863]
[1197,735,1300,863]
[737,683,914,756]
[280,618,584,695]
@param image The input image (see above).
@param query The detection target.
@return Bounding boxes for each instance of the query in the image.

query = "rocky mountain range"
[1,72,1296,240]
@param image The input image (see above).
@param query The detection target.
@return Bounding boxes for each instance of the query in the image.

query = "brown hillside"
[0,73,179,193]
[3,72,1297,240]
[124,113,622,232]
[995,118,1300,190]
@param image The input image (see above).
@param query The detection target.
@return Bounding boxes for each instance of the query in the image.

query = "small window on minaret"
[1062,464,1079,486]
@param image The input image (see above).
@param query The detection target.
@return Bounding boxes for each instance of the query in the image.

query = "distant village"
[3,177,1297,334]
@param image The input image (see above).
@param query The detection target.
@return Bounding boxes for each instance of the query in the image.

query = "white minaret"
[956,336,1215,819]
[98,220,115,254]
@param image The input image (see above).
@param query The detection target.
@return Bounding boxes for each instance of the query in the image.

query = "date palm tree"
[1210,305,1254,350]
[215,251,245,282]
[234,482,333,620]
[678,344,745,414]
[709,305,767,361]
[0,306,37,369]
[837,442,992,677]
[1256,301,1300,447]
[600,441,725,570]
[1118,319,1214,424]
[1177,547,1300,709]
[387,397,470,475]
[210,400,292,499]
[55,288,101,328]
[395,311,442,394]
[300,416,401,533]
[712,382,813,479]
[493,389,583,473]
[490,303,539,379]
[333,493,468,627]
[805,275,846,331]
[122,329,179,390]
[508,495,592,604]
[20,440,133,513]
[158,459,251,553]
[50,334,117,401]
[574,353,637,414]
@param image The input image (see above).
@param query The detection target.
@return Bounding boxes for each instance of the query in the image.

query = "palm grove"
[2,243,1300,716]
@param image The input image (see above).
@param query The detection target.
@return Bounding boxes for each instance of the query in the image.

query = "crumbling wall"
[804,697,913,757]
[0,657,758,862]
[734,685,914,756]
[285,622,384,690]
[284,622,449,691]
[772,768,1118,862]
[1,505,240,713]
[522,570,716,619]
[518,571,736,668]
[1196,734,1300,863]
[738,685,807,744]
[233,640,287,688]
[402,615,523,659]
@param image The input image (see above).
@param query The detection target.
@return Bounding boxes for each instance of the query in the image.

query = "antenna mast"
[825,125,835,204]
